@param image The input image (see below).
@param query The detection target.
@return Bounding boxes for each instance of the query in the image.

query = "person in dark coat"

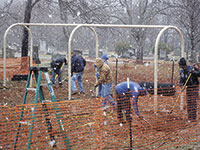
[178,57,200,122]
[50,57,67,87]
[115,81,147,124]
[71,52,86,95]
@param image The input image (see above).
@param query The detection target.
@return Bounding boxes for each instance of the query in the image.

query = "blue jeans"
[51,69,62,85]
[98,84,102,97]
[51,69,56,84]
[101,83,116,107]
[71,72,84,92]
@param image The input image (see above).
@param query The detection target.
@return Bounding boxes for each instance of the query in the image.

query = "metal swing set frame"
[3,23,185,112]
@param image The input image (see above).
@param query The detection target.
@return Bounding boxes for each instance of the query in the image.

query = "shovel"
[169,73,191,114]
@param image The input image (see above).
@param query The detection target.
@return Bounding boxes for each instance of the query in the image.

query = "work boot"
[72,91,78,95]
[119,120,126,126]
[80,91,85,94]
[59,83,62,88]
[188,119,197,123]
[101,105,109,110]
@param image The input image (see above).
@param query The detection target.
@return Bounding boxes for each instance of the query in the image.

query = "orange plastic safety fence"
[0,56,37,80]
[0,86,200,150]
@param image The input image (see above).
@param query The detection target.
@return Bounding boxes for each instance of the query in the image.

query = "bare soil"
[0,58,200,149]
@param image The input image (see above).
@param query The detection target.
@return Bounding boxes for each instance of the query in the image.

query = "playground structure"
[1,23,200,149]
[3,23,185,112]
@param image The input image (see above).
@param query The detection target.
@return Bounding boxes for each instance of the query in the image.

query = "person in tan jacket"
[94,58,116,109]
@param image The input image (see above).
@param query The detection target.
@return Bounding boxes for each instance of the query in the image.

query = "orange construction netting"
[0,56,36,80]
[0,87,200,150]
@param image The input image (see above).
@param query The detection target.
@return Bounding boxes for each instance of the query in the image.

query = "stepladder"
[14,67,71,150]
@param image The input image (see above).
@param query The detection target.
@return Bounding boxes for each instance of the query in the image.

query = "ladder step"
[27,88,36,91]
[40,84,48,87]
[42,100,52,103]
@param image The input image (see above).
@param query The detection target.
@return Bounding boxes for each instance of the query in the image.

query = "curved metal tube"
[3,23,185,108]
[3,23,79,88]
[154,26,185,113]
[3,23,33,87]
[68,24,99,100]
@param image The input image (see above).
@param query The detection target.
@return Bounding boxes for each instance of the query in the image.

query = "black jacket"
[180,65,200,86]
[51,57,67,73]
[71,54,86,73]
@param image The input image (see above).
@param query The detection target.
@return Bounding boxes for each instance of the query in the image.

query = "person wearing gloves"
[71,51,86,95]
[115,81,147,124]
[94,58,116,109]
[50,57,67,87]
[178,57,200,122]
[95,54,109,97]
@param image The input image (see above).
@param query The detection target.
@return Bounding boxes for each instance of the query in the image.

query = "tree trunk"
[136,45,144,64]
[58,0,70,49]
[21,0,32,57]
[132,28,145,63]
[190,18,195,62]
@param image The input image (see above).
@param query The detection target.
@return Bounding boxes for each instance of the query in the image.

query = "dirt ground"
[0,58,200,149]
[0,58,180,106]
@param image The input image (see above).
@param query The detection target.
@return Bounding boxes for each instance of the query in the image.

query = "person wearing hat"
[178,57,200,122]
[101,54,109,64]
[95,54,109,97]
[94,58,116,109]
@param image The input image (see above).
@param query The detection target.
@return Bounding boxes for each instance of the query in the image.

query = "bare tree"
[57,0,117,50]
[58,0,71,47]
[110,0,168,62]
[164,0,200,62]
[0,0,15,27]
[0,0,24,53]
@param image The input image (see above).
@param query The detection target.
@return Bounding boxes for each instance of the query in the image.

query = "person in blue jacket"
[115,81,147,124]
[71,51,86,95]
[95,54,109,97]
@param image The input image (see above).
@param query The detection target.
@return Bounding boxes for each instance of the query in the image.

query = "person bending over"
[115,81,147,124]
[51,57,67,87]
